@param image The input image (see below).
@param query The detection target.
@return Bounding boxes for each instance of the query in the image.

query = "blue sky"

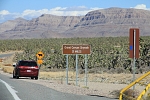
[0,0,150,23]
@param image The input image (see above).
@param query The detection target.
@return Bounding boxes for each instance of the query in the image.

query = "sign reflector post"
[37,59,43,65]
[129,28,140,95]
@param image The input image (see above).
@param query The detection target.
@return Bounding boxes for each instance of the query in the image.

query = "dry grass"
[0,63,14,74]
[0,64,144,84]
[142,88,150,100]
[2,66,14,74]
[0,59,3,62]
[39,71,77,79]
[3,64,12,66]
[110,89,140,100]
[123,89,140,100]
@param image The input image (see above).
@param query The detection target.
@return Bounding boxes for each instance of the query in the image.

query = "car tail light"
[19,66,24,69]
[34,66,39,69]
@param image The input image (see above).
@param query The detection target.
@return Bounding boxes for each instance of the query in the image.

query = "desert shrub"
[114,67,126,74]
[0,37,150,74]
[122,89,139,100]
[3,64,12,66]
[79,69,85,74]
[109,68,116,74]
[111,89,139,100]
[110,90,120,98]
[2,67,13,74]
[142,89,150,100]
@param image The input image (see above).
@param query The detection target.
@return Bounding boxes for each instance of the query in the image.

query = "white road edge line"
[0,79,21,100]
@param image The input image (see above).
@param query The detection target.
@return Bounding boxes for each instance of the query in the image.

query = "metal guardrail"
[119,71,150,100]
[137,84,150,100]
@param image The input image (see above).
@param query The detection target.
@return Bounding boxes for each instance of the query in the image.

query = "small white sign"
[27,70,31,72]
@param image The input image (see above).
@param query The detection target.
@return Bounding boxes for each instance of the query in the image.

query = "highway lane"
[0,80,15,100]
[0,73,118,100]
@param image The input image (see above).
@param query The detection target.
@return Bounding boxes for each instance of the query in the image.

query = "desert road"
[0,53,118,100]
[0,73,118,100]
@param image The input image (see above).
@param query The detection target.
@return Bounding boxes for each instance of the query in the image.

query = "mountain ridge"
[0,7,150,39]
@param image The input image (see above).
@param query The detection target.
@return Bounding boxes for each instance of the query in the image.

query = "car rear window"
[19,61,37,66]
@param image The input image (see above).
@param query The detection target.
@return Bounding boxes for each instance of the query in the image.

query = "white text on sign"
[62,44,91,54]
[64,46,90,50]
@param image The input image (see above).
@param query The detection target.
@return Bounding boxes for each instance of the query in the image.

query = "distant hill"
[0,7,150,39]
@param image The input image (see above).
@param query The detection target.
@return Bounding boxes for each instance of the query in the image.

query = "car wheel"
[13,72,16,78]
[31,77,34,79]
[35,76,38,80]
[16,71,19,79]
[16,75,19,79]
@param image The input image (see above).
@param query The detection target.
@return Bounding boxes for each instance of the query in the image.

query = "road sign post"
[66,55,68,85]
[76,54,78,86]
[37,59,43,65]
[129,28,139,94]
[85,54,88,87]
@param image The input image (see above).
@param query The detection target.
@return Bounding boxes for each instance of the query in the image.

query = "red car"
[13,60,39,80]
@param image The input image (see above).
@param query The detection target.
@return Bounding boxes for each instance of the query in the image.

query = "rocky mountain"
[0,7,150,39]
[65,7,150,37]
[0,14,82,39]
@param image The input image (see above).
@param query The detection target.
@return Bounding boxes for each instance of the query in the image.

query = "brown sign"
[129,28,139,58]
[62,44,91,54]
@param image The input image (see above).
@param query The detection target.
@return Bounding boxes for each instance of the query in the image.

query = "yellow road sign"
[36,51,44,59]
[37,59,43,64]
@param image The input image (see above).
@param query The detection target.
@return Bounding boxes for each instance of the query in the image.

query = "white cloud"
[21,6,100,17]
[0,10,10,15]
[133,4,150,10]
[48,6,97,16]
[22,9,46,18]
[50,7,67,11]
[134,4,147,9]
[0,6,102,23]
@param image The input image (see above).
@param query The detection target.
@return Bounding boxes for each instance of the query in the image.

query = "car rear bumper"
[19,70,39,77]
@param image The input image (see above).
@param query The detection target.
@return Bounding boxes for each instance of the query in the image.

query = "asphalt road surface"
[0,53,14,58]
[0,80,15,100]
[0,74,118,100]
